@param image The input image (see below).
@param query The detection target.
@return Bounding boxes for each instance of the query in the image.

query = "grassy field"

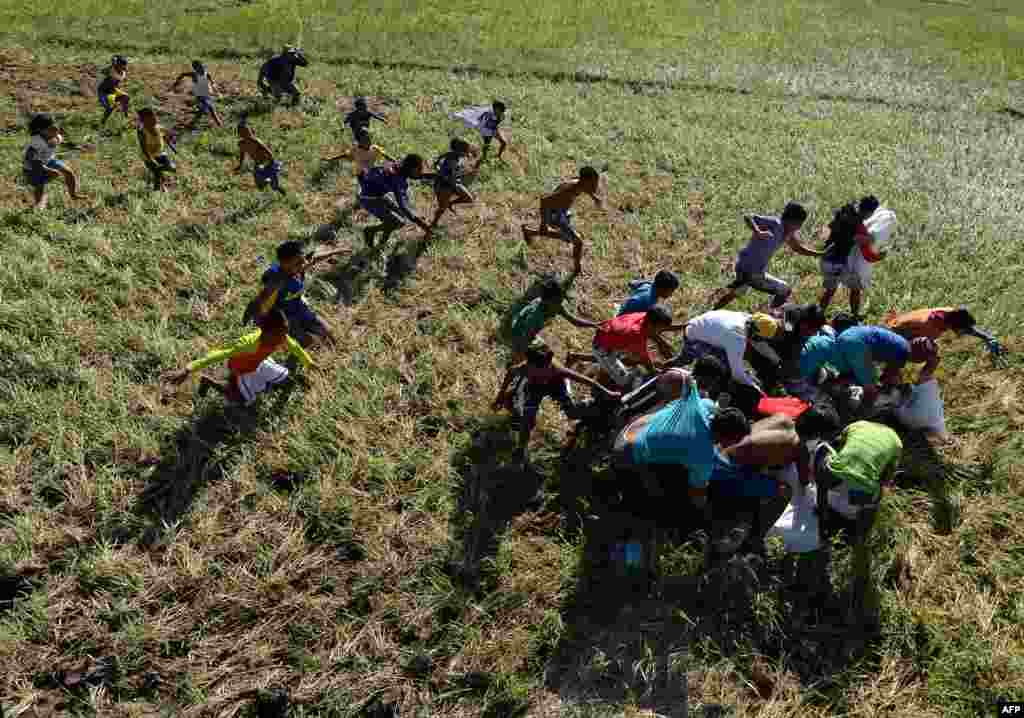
[1,0,1024,716]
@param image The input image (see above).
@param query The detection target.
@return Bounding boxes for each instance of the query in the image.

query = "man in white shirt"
[673,310,780,401]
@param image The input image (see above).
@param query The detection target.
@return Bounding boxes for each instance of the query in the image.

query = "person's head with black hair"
[537,276,566,305]
[830,311,859,335]
[492,100,506,117]
[354,96,368,109]
[644,304,673,331]
[191,60,206,75]
[112,54,128,69]
[693,354,730,397]
[781,202,808,229]
[579,165,600,193]
[858,195,880,220]
[945,306,977,333]
[653,269,681,300]
[276,240,306,275]
[28,113,54,137]
[524,344,555,368]
[710,407,751,448]
[786,303,827,338]
[450,137,471,155]
[256,307,290,344]
[399,153,425,177]
[794,400,842,441]
[137,107,158,129]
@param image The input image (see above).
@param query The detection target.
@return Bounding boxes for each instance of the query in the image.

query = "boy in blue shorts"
[171,61,224,129]
[97,55,130,126]
[245,240,347,348]
[710,203,821,310]
[521,167,603,264]
[358,155,433,248]
[493,343,620,466]
[23,114,86,209]
[236,117,284,195]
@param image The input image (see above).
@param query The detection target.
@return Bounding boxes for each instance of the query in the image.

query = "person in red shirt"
[591,305,674,389]
[164,309,315,405]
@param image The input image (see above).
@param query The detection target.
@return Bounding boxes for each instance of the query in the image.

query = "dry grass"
[0,21,1023,718]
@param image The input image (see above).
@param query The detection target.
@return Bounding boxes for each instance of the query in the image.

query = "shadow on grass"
[128,381,299,547]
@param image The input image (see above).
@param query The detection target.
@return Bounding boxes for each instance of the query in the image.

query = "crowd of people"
[19,48,1011,585]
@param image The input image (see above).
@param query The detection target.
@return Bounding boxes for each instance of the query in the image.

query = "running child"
[429,138,474,229]
[818,196,881,318]
[452,100,507,164]
[258,46,308,106]
[709,203,821,311]
[244,240,347,348]
[236,117,285,195]
[170,60,224,129]
[23,114,87,210]
[136,108,177,192]
[343,97,387,141]
[493,343,621,466]
[521,166,603,264]
[322,129,395,176]
[358,155,433,248]
[97,55,130,126]
[164,309,315,406]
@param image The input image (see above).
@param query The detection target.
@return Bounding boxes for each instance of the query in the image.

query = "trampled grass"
[1,1,1024,716]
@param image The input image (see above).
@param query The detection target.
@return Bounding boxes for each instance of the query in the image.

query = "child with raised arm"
[493,344,620,466]
[358,155,433,248]
[171,60,224,129]
[165,309,315,405]
[343,97,387,142]
[322,129,395,176]
[136,108,177,192]
[23,114,87,210]
[521,166,603,264]
[429,138,474,229]
[97,55,130,126]
[236,117,284,195]
[244,240,347,348]
[709,202,820,311]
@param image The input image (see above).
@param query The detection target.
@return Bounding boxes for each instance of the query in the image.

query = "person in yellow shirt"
[322,129,395,176]
[136,108,177,191]
[164,309,315,405]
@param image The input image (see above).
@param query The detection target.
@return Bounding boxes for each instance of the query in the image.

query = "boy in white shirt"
[674,310,780,395]
[171,61,224,129]
[23,114,86,210]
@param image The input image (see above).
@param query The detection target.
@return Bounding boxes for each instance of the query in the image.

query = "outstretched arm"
[559,307,600,330]
[170,72,191,91]
[558,365,621,399]
[786,235,824,258]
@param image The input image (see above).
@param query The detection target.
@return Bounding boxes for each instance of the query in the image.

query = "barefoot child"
[236,117,284,195]
[136,108,177,191]
[165,309,315,405]
[258,46,308,106]
[97,55,130,126]
[494,343,621,466]
[171,61,224,129]
[322,129,395,176]
[521,167,603,264]
[429,138,474,229]
[23,114,87,209]
[709,203,820,311]
[452,100,507,164]
[244,240,347,348]
[343,97,387,141]
[358,155,433,248]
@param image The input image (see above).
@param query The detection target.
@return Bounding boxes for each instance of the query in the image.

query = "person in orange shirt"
[885,306,1005,356]
[164,309,315,405]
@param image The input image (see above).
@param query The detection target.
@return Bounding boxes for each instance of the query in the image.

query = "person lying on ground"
[23,114,87,210]
[493,344,621,467]
[236,116,285,195]
[170,60,224,129]
[164,309,315,405]
[243,240,347,349]
[521,166,603,265]
[590,305,674,390]
[818,196,881,319]
[709,202,820,311]
[885,305,1006,357]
